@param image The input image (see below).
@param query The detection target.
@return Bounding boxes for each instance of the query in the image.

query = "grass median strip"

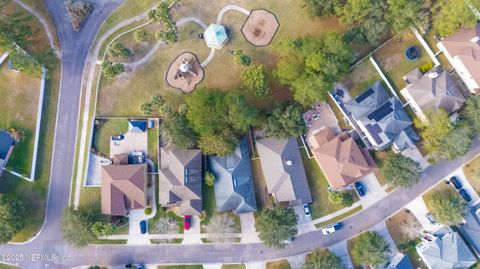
[314,205,363,229]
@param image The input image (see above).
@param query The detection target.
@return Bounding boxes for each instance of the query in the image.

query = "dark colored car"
[184,215,191,230]
[449,176,463,190]
[459,189,472,203]
[112,134,124,141]
[354,182,366,196]
[139,220,147,234]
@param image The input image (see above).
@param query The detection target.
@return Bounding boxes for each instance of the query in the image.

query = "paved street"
[1,1,480,269]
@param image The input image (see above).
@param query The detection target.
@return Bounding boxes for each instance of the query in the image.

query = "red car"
[184,215,191,230]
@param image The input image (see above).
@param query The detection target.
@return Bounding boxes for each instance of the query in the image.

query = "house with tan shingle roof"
[307,127,377,190]
[101,162,147,216]
[437,23,480,93]
[401,67,465,122]
[158,147,203,216]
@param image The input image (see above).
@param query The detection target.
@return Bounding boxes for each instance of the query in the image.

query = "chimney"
[286,160,293,166]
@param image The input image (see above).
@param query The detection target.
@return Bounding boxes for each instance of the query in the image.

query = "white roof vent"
[427,71,439,79]
[470,36,480,43]
[286,160,293,166]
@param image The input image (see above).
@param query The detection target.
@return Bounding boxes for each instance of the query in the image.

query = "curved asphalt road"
[1,2,480,268]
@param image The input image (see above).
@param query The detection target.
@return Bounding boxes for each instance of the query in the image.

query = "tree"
[185,89,258,155]
[198,131,239,156]
[161,112,198,149]
[204,171,215,186]
[8,127,25,141]
[464,95,480,133]
[414,109,453,158]
[255,205,297,249]
[442,121,474,160]
[101,61,125,77]
[303,249,346,269]
[134,29,149,43]
[140,102,154,115]
[351,231,390,267]
[108,42,131,60]
[302,0,338,17]
[265,102,306,139]
[61,208,99,247]
[273,33,355,105]
[9,50,41,75]
[337,0,390,45]
[382,154,422,188]
[432,0,477,36]
[328,191,354,207]
[91,221,114,238]
[233,49,251,66]
[242,64,270,98]
[387,0,427,32]
[0,194,26,243]
[156,29,178,44]
[429,189,467,225]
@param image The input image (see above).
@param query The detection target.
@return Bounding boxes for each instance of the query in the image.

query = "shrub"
[108,42,131,60]
[101,61,125,77]
[204,171,215,187]
[144,207,152,215]
[134,29,149,43]
[328,191,354,207]
[233,49,251,66]
[156,30,178,44]
[140,102,154,115]
[420,62,433,73]
[64,0,91,31]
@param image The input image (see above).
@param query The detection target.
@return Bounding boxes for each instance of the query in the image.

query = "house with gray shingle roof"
[159,147,202,216]
[346,81,419,151]
[401,67,465,122]
[210,138,257,214]
[0,130,15,176]
[256,136,312,205]
[416,231,477,269]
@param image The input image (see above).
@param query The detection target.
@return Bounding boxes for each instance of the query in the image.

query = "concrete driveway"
[328,241,353,269]
[449,168,480,205]
[370,221,398,256]
[183,216,202,244]
[127,209,150,245]
[240,213,260,243]
[405,196,440,232]
[357,173,387,208]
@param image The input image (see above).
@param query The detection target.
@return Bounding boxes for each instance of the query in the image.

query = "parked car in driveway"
[321,222,343,235]
[459,189,472,203]
[425,213,437,225]
[354,182,366,196]
[303,204,311,217]
[449,176,463,190]
[139,220,147,234]
[184,215,191,230]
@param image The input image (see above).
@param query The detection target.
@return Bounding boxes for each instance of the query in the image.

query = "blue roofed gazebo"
[204,24,228,49]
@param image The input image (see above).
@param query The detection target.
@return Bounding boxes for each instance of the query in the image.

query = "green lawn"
[344,59,382,98]
[373,30,433,92]
[266,260,291,269]
[157,264,203,269]
[0,264,20,269]
[422,182,452,212]
[79,187,101,210]
[463,156,480,196]
[201,181,216,224]
[326,96,350,130]
[314,205,363,228]
[92,118,128,156]
[371,149,394,187]
[222,265,245,269]
[147,126,159,170]
[0,62,40,176]
[300,148,358,219]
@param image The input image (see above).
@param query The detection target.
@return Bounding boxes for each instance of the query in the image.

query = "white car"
[303,204,311,217]
[321,222,343,235]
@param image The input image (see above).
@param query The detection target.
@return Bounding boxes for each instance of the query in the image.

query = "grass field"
[422,182,452,212]
[0,64,40,176]
[266,260,291,269]
[300,148,358,219]
[96,0,343,116]
[158,266,203,269]
[314,205,363,228]
[463,156,480,196]
[147,126,159,170]
[221,265,245,269]
[92,118,129,156]
[373,30,432,92]
[344,59,382,98]
[201,180,216,224]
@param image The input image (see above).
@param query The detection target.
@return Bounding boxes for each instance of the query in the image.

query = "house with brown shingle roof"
[308,127,377,190]
[400,67,465,122]
[101,163,147,216]
[437,23,480,93]
[158,147,202,216]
